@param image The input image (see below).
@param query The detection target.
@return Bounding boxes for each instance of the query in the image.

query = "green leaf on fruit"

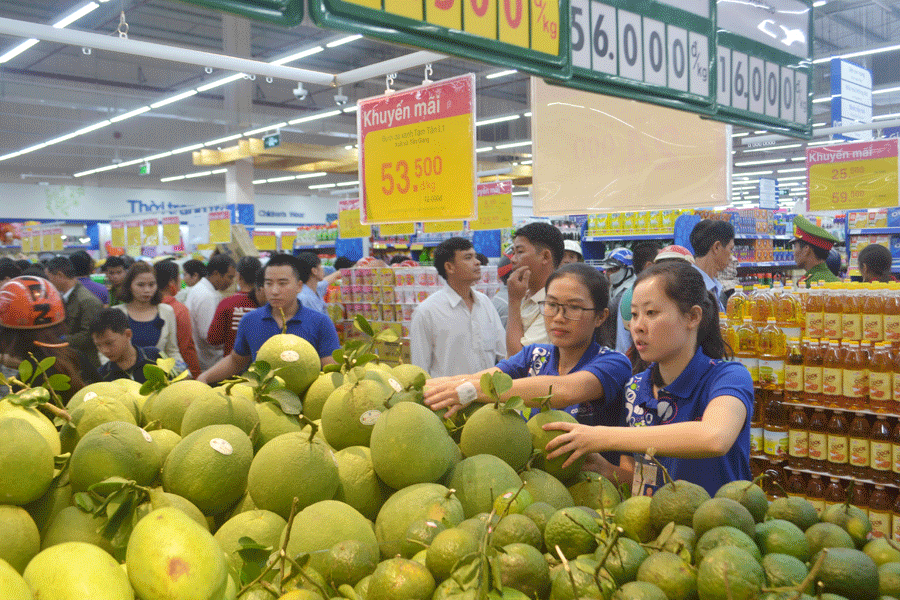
[249,360,271,379]
[323,363,341,373]
[331,349,344,363]
[504,396,524,412]
[47,373,71,391]
[73,492,96,513]
[36,356,56,376]
[411,373,427,390]
[479,373,494,397]
[266,389,302,415]
[156,357,176,375]
[375,328,399,343]
[354,315,374,337]
[17,360,33,384]
[491,371,513,396]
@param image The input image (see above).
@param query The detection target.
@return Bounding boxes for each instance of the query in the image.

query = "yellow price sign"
[209,210,232,244]
[470,181,513,231]
[422,221,465,233]
[20,228,31,253]
[51,227,64,252]
[41,228,52,252]
[338,198,373,239]
[161,216,180,247]
[379,222,416,236]
[253,230,277,251]
[280,232,296,251]
[126,220,141,248]
[359,75,476,224]
[807,139,899,211]
[110,221,125,248]
[142,218,159,246]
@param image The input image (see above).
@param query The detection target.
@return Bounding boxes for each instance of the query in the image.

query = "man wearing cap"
[561,240,583,265]
[791,215,841,288]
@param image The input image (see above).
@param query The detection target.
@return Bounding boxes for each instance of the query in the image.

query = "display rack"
[738,261,797,269]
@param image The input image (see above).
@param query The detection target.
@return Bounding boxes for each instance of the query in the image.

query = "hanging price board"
[253,230,278,251]
[110,221,125,249]
[41,228,53,252]
[280,232,296,250]
[126,220,141,248]
[51,228,64,252]
[142,218,159,246]
[310,0,570,80]
[567,0,715,113]
[20,227,32,253]
[338,198,373,239]
[422,221,465,233]
[161,216,181,247]
[208,211,232,244]
[359,74,477,224]
[807,139,899,212]
[470,181,513,231]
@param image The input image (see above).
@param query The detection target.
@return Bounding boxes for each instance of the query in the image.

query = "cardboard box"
[216,224,260,259]
[890,236,900,260]
[888,208,900,227]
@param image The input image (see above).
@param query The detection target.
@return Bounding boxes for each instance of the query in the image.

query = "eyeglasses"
[538,301,596,320]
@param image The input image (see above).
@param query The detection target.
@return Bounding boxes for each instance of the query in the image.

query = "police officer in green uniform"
[790,215,841,288]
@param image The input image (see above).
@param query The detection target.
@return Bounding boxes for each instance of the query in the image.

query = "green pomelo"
[0,558,32,600]
[614,495,655,543]
[284,500,379,575]
[334,446,390,521]
[804,522,854,558]
[322,539,379,588]
[821,503,872,548]
[0,400,61,455]
[612,581,669,600]
[520,468,576,510]
[595,536,649,587]
[447,455,522,518]
[256,334,320,397]
[0,419,54,505]
[757,519,812,562]
[550,558,616,600]
[459,405,532,471]
[527,408,584,481]
[567,472,622,512]
[137,488,208,531]
[492,513,543,549]
[814,547,878,600]
[863,537,900,566]
[697,546,765,600]
[694,526,761,564]
[25,542,133,600]
[649,480,711,531]
[401,518,446,558]
[375,483,464,559]
[214,510,286,572]
[126,507,228,600]
[653,522,698,562]
[714,480,771,524]
[303,372,344,422]
[0,505,40,573]
[67,381,133,414]
[41,505,113,554]
[143,380,213,434]
[71,396,136,439]
[148,429,181,464]
[370,401,454,489]
[498,542,551,599]
[766,496,819,532]
[761,553,809,588]
[321,379,390,450]
[544,507,600,559]
[693,497,757,540]
[112,378,146,418]
[636,551,698,600]
[162,424,253,515]
[253,401,302,452]
[247,432,340,520]
[391,364,429,389]
[366,557,435,600]
[24,478,72,536]
[426,527,479,581]
[180,390,259,437]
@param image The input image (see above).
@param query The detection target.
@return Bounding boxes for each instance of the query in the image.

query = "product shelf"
[582,234,674,242]
[293,242,336,250]
[736,261,797,268]
[779,398,900,420]
[781,464,898,490]
[848,228,900,236]
[735,234,791,240]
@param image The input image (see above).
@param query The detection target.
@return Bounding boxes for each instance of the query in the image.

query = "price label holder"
[142,218,159,247]
[310,1,570,80]
[566,0,716,113]
[379,222,416,236]
[359,74,477,224]
[714,0,813,138]
[470,181,513,231]
[209,210,232,244]
[110,221,125,249]
[253,230,278,251]
[422,221,465,234]
[161,216,180,247]
[807,139,899,211]
[40,229,52,252]
[20,227,31,253]
[339,198,373,239]
[126,220,142,248]
[51,227,64,252]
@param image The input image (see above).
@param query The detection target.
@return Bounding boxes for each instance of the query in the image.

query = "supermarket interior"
[4,0,900,554]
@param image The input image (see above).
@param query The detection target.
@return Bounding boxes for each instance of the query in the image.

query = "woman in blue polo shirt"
[544,260,754,498]
[424,263,632,471]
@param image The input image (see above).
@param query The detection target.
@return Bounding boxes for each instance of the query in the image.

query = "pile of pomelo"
[1,332,899,600]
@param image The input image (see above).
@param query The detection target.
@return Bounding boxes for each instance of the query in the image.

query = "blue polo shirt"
[626,348,753,498]
[497,342,632,465]
[233,301,339,361]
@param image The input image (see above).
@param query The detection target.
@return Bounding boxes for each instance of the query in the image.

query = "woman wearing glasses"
[424,263,632,478]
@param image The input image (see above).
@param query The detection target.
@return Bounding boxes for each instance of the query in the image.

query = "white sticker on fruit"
[84,392,98,402]
[359,409,381,426]
[210,438,233,455]
[140,428,153,443]
[388,378,403,393]
[280,350,299,362]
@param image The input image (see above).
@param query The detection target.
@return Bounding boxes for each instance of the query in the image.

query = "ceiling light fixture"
[0,1,101,64]
[326,35,362,48]
[813,42,900,64]
[486,69,517,79]
[243,123,287,136]
[494,141,532,150]
[110,106,151,123]
[309,183,336,189]
[734,158,788,166]
[271,46,323,65]
[741,143,802,153]
[476,115,520,126]
[288,110,342,125]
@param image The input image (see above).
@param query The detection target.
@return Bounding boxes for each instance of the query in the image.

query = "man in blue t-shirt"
[197,254,339,384]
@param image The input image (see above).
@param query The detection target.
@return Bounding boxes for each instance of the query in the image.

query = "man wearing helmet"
[598,247,634,349]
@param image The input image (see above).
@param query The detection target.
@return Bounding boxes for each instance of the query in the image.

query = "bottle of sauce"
[892,490,900,542]
[784,337,804,398]
[827,411,850,477]
[823,283,842,340]
[842,341,867,410]
[842,283,863,341]
[869,342,893,413]
[805,282,825,339]
[759,317,786,390]
[849,413,871,480]
[806,473,826,515]
[803,338,823,406]
[822,340,844,409]
[788,405,809,470]
[750,389,765,457]
[786,471,806,500]
[885,282,900,347]
[892,418,900,486]
[863,282,885,343]
[824,477,846,511]
[808,408,829,472]
[870,485,893,539]
[736,316,759,387]
[764,391,789,460]
[871,415,893,484]
[852,483,870,521]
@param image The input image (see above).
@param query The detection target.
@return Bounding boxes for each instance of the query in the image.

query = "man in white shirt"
[689,219,735,312]
[185,254,236,371]
[410,237,505,378]
[295,251,327,315]
[505,222,565,357]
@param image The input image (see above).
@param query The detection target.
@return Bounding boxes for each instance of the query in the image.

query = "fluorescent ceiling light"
[160,175,186,182]
[53,2,99,28]
[336,181,359,187]
[512,191,530,196]
[72,120,112,136]
[271,46,324,65]
[327,35,362,48]
[874,112,900,121]
[151,90,198,109]
[495,141,532,150]
[116,159,146,168]
[812,96,831,103]
[806,140,837,147]
[244,123,287,136]
[288,110,342,125]
[742,143,802,153]
[110,106,151,123]
[486,69,517,79]
[295,172,327,180]
[732,132,750,138]
[734,158,787,166]
[267,175,297,183]
[196,73,245,92]
[212,169,227,174]
[184,170,212,179]
[735,170,775,176]
[778,167,807,173]
[309,183,336,189]
[874,86,900,96]
[0,39,39,64]
[813,1,826,6]
[145,151,173,161]
[476,147,493,153]
[252,179,267,185]
[343,105,359,113]
[524,112,532,117]
[814,43,900,64]
[521,160,533,165]
[476,115,520,126]
[0,152,22,161]
[779,175,807,181]
[206,134,242,146]
[171,144,204,155]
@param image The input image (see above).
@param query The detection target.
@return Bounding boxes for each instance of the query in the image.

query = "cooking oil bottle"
[863,282,885,343]
[842,283,863,342]
[885,282,900,346]
[736,316,759,386]
[784,337,804,397]
[750,285,772,328]
[776,282,802,340]
[823,282,842,340]
[764,390,789,460]
[726,285,749,325]
[822,340,844,409]
[869,342,893,412]
[870,485,893,540]
[871,415,892,484]
[788,405,809,470]
[843,341,868,411]
[827,411,850,477]
[849,412,871,480]
[805,281,825,339]
[806,473,826,515]
[808,408,829,472]
[803,338,823,406]
[759,317,786,390]
[720,312,736,352]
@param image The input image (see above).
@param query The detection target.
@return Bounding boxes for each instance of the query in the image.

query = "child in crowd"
[90,307,163,384]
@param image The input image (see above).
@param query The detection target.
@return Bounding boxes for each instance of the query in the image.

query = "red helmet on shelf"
[0,276,66,329]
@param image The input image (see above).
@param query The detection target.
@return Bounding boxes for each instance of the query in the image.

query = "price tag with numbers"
[469,181,513,231]
[358,74,477,224]
[807,139,899,212]
[569,0,715,111]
